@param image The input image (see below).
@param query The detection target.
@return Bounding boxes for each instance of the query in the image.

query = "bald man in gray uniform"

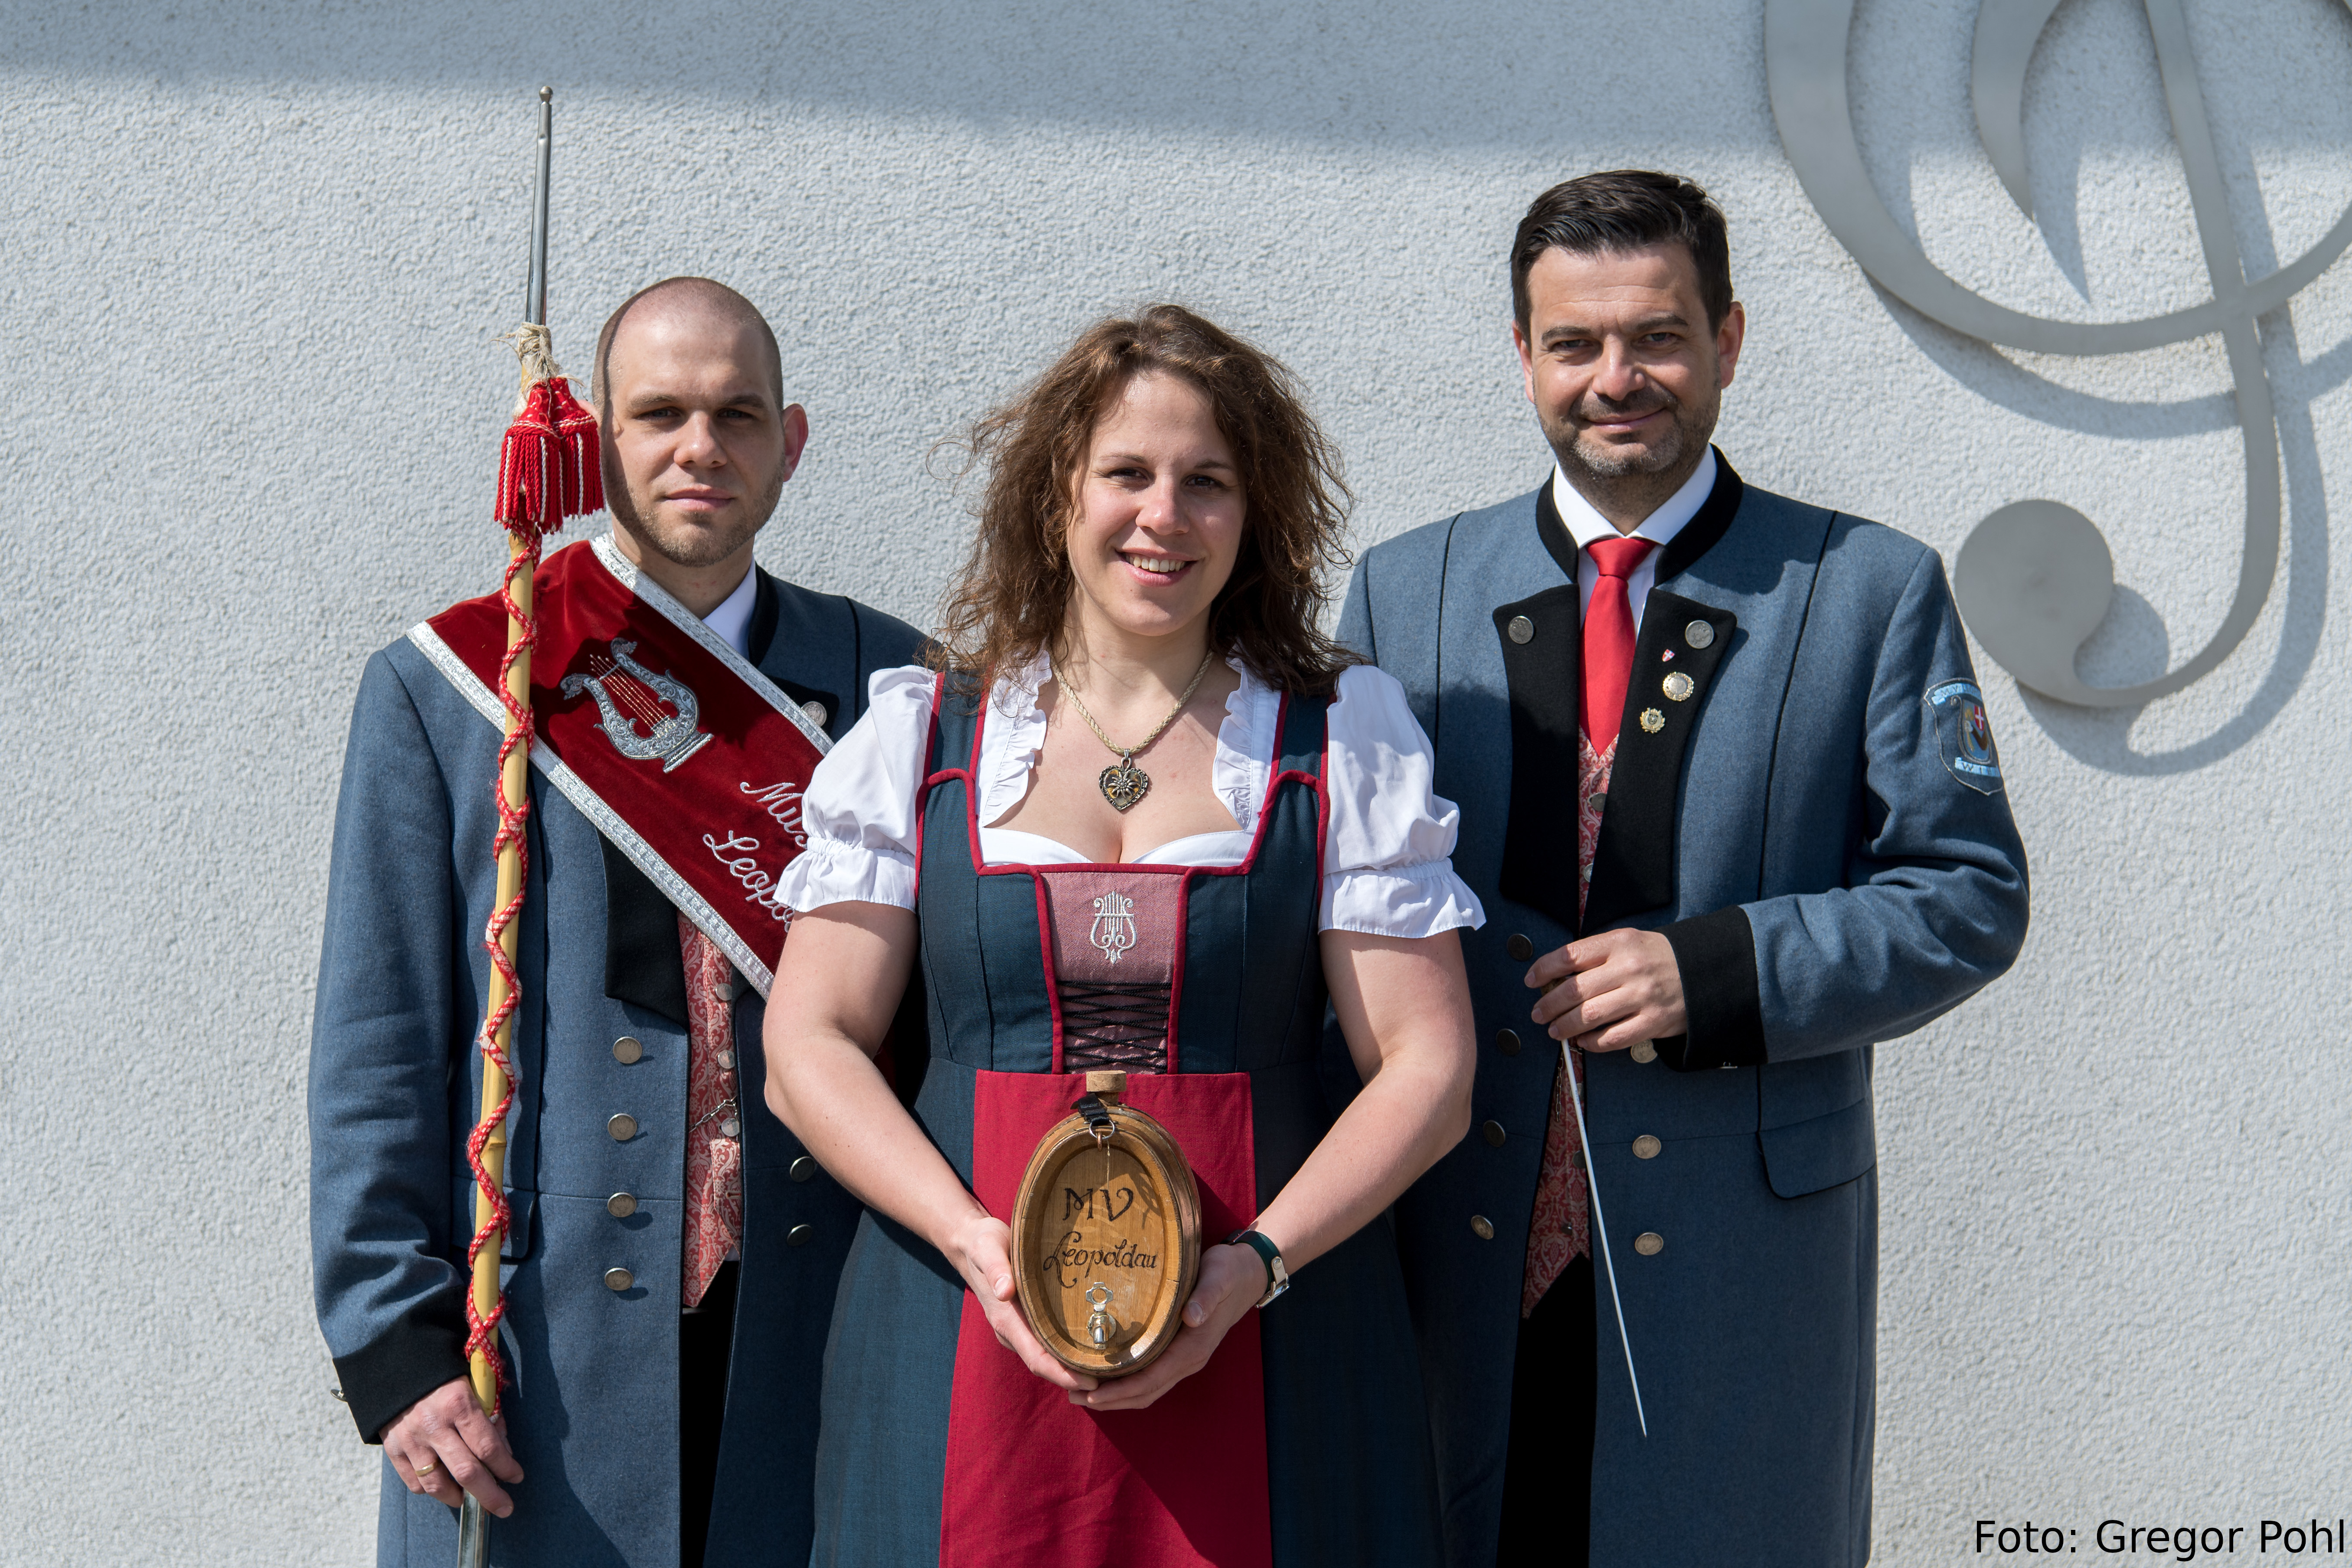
[310,278,925,1568]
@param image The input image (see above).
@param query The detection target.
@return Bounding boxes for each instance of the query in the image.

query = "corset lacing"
[1058,981,1170,1074]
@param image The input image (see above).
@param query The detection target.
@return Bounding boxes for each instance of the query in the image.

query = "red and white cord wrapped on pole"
[461,85,602,1453]
[462,320,604,1414]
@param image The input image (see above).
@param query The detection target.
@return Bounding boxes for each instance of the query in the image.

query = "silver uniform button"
[1506,614,1536,645]
[1469,1214,1496,1241]
[1685,619,1715,649]
[719,1118,741,1139]
[1630,1040,1659,1064]
[1662,671,1695,702]
[1634,1232,1665,1256]
[716,1050,735,1071]
[802,699,829,728]
[1631,1135,1661,1160]
[715,981,736,1003]
[607,1192,638,1218]
[604,1267,635,1291]
[612,1036,643,1065]
[607,1112,638,1142]
[789,1156,818,1183]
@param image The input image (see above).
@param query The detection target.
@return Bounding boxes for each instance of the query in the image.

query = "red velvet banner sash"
[408,536,830,996]
[942,1069,1273,1568]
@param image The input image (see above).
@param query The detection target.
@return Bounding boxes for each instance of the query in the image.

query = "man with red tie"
[1338,172,2029,1565]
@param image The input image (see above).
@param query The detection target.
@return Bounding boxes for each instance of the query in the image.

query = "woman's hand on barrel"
[1072,1241,1259,1411]
[946,1208,1101,1393]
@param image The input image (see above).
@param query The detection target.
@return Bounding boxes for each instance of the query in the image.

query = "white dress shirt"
[700,565,759,657]
[1550,445,1718,630]
[777,657,1486,939]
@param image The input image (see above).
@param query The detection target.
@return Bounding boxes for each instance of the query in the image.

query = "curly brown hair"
[934,304,1360,696]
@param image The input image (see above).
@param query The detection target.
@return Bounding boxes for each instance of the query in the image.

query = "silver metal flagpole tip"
[539,85,552,102]
[457,1492,490,1566]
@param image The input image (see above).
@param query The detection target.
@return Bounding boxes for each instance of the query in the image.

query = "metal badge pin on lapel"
[1684,620,1715,649]
[1662,672,1695,702]
[1639,709,1666,734]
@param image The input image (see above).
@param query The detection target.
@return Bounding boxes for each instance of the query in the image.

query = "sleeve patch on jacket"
[1925,679,2003,795]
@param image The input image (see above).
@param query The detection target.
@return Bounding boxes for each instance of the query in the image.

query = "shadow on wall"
[1888,293,2346,777]
[0,0,1779,152]
[26,0,2345,776]
[1768,0,2352,774]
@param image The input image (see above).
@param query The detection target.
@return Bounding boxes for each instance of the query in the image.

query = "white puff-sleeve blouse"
[775,657,1485,939]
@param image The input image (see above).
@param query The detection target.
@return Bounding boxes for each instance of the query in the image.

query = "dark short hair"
[1510,171,1733,333]
[592,276,784,412]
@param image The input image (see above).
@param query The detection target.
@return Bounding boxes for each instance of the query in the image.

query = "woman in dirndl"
[766,304,1481,1568]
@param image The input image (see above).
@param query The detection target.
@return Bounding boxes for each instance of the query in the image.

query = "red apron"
[938,866,1275,1568]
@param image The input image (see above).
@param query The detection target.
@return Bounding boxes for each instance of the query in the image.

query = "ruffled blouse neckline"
[975,654,1277,837]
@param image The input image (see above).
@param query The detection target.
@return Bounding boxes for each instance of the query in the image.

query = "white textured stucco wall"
[3,0,2345,1561]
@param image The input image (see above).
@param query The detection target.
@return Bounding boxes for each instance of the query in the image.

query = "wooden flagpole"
[468,538,533,1412]
[459,85,584,1568]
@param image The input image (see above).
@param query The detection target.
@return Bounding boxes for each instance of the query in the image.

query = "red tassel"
[496,378,603,535]
[548,377,604,519]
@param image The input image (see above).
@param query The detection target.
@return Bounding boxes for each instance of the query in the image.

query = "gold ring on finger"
[413,1460,439,1477]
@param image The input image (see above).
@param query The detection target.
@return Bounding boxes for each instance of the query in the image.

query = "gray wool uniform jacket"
[1338,452,2029,1568]
[309,565,924,1568]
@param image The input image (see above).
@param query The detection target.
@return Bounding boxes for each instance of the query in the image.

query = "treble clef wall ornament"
[1766,0,2352,706]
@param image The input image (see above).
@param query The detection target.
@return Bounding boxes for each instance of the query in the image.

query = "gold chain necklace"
[1052,651,1217,813]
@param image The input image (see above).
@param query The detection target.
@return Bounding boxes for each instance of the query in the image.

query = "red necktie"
[1523,533,1657,1316]
[680,914,743,1307]
[1581,536,1657,748]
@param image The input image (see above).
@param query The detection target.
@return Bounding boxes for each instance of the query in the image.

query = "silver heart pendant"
[1098,759,1151,813]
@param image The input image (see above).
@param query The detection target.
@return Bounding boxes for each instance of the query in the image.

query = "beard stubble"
[607,458,788,569]
[1549,376,1722,493]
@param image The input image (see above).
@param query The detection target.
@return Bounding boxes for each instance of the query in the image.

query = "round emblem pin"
[1506,614,1535,645]
[1684,619,1715,649]
[1639,708,1666,734]
[1662,671,1695,702]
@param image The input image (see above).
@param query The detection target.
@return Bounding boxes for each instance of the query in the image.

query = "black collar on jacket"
[1530,445,1746,588]
[1492,451,1744,938]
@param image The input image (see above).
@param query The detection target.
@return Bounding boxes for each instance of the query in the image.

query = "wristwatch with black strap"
[1226,1228,1289,1308]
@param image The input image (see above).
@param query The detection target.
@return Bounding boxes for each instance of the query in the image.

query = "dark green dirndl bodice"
[807,674,1441,1568]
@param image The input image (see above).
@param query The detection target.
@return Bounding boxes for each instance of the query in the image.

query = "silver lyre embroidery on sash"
[559,639,714,773]
[1088,891,1138,965]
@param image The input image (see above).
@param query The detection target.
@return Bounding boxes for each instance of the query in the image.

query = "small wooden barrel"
[1010,1071,1202,1378]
